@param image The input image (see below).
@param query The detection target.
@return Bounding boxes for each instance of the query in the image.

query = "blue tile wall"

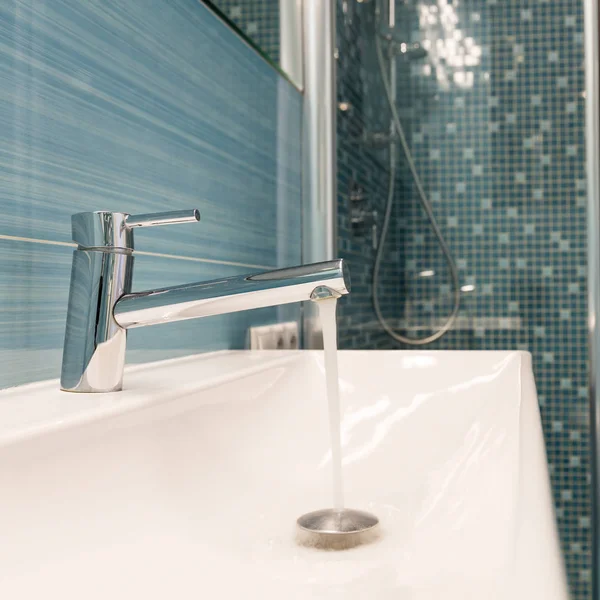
[0,0,302,389]
[336,0,589,598]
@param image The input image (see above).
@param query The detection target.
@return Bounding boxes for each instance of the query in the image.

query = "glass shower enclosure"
[334,0,592,599]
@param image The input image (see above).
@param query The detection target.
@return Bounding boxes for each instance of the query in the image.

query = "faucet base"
[60,249,132,392]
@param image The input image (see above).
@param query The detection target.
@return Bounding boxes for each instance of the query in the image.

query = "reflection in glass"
[210,0,280,63]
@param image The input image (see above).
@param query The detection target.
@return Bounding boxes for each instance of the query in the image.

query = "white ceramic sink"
[0,350,568,599]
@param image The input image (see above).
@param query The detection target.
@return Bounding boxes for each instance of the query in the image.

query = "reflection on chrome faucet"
[61,210,350,393]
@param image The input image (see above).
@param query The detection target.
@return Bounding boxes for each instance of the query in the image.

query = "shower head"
[375,21,428,60]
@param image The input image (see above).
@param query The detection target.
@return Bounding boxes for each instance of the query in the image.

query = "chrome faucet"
[61,209,350,393]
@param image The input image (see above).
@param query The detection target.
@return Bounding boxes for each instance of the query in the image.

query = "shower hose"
[372,35,461,345]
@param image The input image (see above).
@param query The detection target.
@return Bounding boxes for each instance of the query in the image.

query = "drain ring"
[296,508,380,550]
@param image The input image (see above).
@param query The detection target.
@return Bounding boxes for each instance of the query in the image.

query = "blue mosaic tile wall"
[336,0,589,597]
[0,0,302,389]
[210,0,280,65]
[336,0,404,350]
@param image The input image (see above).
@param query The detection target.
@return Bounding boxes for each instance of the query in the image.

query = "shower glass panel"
[335,0,589,598]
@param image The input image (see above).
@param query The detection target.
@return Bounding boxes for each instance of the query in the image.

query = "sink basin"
[0,350,567,599]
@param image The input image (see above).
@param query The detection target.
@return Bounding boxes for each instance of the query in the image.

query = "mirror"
[204,0,303,89]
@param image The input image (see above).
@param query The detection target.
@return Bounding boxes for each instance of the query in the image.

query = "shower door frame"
[584,0,600,597]
[300,0,338,347]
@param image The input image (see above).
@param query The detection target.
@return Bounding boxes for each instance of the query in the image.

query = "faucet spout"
[114,260,350,329]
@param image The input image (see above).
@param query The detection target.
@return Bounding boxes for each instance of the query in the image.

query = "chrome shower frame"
[301,0,338,347]
[584,0,600,597]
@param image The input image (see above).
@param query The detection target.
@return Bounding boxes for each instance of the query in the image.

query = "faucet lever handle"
[126,209,201,229]
[72,209,201,251]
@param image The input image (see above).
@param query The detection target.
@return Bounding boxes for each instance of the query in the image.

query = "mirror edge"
[201,0,304,91]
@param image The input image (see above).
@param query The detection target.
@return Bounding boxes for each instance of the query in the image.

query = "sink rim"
[0,349,532,450]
